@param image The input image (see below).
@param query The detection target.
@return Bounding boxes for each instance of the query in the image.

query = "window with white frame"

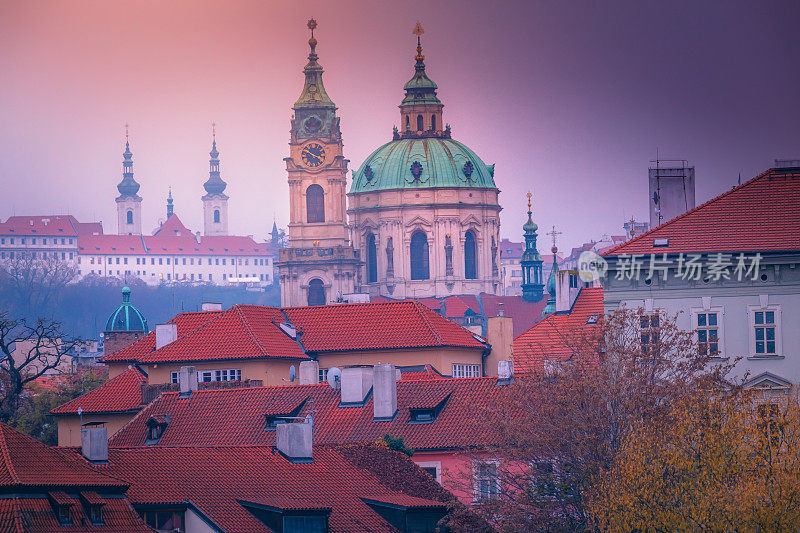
[318,367,328,384]
[452,363,481,378]
[749,305,782,357]
[474,461,500,501]
[170,371,179,384]
[214,369,242,382]
[692,308,724,357]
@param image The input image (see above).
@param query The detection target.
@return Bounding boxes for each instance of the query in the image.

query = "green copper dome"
[105,287,148,332]
[351,138,497,193]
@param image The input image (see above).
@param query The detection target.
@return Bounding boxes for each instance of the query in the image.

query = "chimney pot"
[373,364,397,420]
[179,366,198,396]
[80,424,108,462]
[341,366,374,404]
[276,421,313,462]
[155,324,178,349]
[299,360,319,385]
[498,360,513,380]
[555,271,572,312]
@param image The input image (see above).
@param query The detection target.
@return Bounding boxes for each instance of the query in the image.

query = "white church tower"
[202,126,229,236]
[116,129,143,235]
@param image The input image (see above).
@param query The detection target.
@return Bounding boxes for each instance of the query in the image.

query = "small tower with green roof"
[521,192,544,302]
[103,286,149,357]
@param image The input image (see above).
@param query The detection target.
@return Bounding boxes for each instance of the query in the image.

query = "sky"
[1,0,798,250]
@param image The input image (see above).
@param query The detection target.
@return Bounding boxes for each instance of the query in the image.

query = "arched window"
[410,231,430,280]
[126,210,133,225]
[431,114,437,131]
[213,209,220,223]
[366,233,377,283]
[307,278,325,306]
[416,115,424,131]
[405,116,410,130]
[306,184,325,223]
[465,231,478,279]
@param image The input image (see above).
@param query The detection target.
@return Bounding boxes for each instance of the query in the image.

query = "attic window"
[80,492,105,525]
[145,415,169,444]
[586,314,599,324]
[265,398,307,430]
[408,392,451,424]
[48,492,74,526]
[653,238,669,247]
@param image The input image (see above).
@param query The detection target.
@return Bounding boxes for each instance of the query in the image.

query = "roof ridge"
[0,424,21,484]
[232,305,271,358]
[138,309,231,363]
[604,168,776,255]
[51,367,144,414]
[412,300,444,345]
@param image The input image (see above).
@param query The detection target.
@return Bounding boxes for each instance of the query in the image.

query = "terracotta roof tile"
[513,287,604,374]
[605,168,800,255]
[51,368,146,415]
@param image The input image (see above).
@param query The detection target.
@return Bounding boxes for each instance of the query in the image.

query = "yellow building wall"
[57,413,135,447]
[142,359,304,387]
[316,346,485,377]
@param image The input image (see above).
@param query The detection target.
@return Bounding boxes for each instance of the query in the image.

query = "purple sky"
[1,1,798,250]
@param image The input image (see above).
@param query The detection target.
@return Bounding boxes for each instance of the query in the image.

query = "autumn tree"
[0,313,82,420]
[590,390,800,530]
[451,308,735,532]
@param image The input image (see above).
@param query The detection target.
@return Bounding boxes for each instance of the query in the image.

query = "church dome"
[105,287,148,332]
[350,137,497,193]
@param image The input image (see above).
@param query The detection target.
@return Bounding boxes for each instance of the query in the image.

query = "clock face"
[301,143,326,168]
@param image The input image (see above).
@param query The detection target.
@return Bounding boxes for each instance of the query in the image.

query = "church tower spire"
[202,123,229,236]
[521,192,544,302]
[166,188,174,218]
[116,124,143,235]
[397,23,445,139]
[277,19,360,307]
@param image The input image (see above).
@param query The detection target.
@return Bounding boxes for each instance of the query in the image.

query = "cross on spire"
[124,123,129,143]
[627,216,637,238]
[413,22,424,61]
[212,121,216,141]
[547,225,562,253]
[307,18,317,38]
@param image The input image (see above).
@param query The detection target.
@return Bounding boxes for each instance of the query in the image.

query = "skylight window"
[587,314,599,324]
[653,238,669,247]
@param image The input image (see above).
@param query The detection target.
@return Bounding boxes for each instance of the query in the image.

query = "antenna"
[289,365,297,382]
[326,367,342,389]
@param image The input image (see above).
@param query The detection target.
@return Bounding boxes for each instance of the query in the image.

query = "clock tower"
[277,20,361,307]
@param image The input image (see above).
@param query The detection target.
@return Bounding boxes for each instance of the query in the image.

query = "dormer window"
[145,415,169,444]
[80,492,105,525]
[48,492,75,526]
[408,392,451,425]
[265,397,307,430]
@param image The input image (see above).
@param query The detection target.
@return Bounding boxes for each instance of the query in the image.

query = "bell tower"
[277,19,361,307]
[116,125,143,235]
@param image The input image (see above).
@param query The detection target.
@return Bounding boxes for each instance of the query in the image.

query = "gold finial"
[212,121,216,141]
[413,22,424,61]
[124,122,129,143]
[307,18,318,54]
[526,191,532,213]
[307,18,317,37]
[628,216,637,238]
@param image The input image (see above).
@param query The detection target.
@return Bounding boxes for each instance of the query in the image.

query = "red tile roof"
[604,168,800,255]
[51,368,146,415]
[109,378,504,450]
[78,234,147,255]
[284,300,487,353]
[398,364,446,381]
[479,293,547,337]
[90,445,448,533]
[0,215,93,237]
[100,309,224,363]
[442,295,481,317]
[0,423,124,489]
[513,287,604,374]
[0,496,151,532]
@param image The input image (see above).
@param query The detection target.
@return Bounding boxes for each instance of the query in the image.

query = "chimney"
[373,364,397,420]
[179,366,198,397]
[341,366,374,404]
[80,423,108,463]
[498,360,513,382]
[555,270,572,312]
[155,324,178,349]
[484,316,512,377]
[276,421,313,462]
[201,302,222,312]
[299,360,319,385]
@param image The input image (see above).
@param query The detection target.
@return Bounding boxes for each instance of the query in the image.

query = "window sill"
[747,355,785,361]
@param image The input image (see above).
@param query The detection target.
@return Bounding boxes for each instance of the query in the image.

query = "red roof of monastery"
[109,378,505,450]
[0,215,101,237]
[513,287,604,374]
[51,368,147,415]
[605,167,800,255]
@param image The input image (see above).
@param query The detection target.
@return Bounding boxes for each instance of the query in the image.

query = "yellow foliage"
[589,391,800,531]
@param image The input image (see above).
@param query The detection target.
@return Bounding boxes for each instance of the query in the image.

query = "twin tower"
[115,130,229,237]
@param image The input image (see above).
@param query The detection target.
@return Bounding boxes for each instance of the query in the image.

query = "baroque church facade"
[278,21,502,306]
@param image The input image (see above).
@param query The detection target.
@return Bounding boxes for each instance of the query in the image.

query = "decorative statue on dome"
[445,234,454,277]
[385,236,394,278]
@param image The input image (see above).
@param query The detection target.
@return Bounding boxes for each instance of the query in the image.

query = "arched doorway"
[410,231,430,280]
[307,278,325,306]
[465,231,478,279]
[306,184,325,223]
[366,233,377,283]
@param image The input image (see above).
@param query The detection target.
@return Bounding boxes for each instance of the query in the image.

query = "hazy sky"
[1,1,798,249]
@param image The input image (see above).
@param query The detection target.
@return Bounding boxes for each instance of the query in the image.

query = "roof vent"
[279,322,297,339]
[80,422,108,463]
[653,238,669,247]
